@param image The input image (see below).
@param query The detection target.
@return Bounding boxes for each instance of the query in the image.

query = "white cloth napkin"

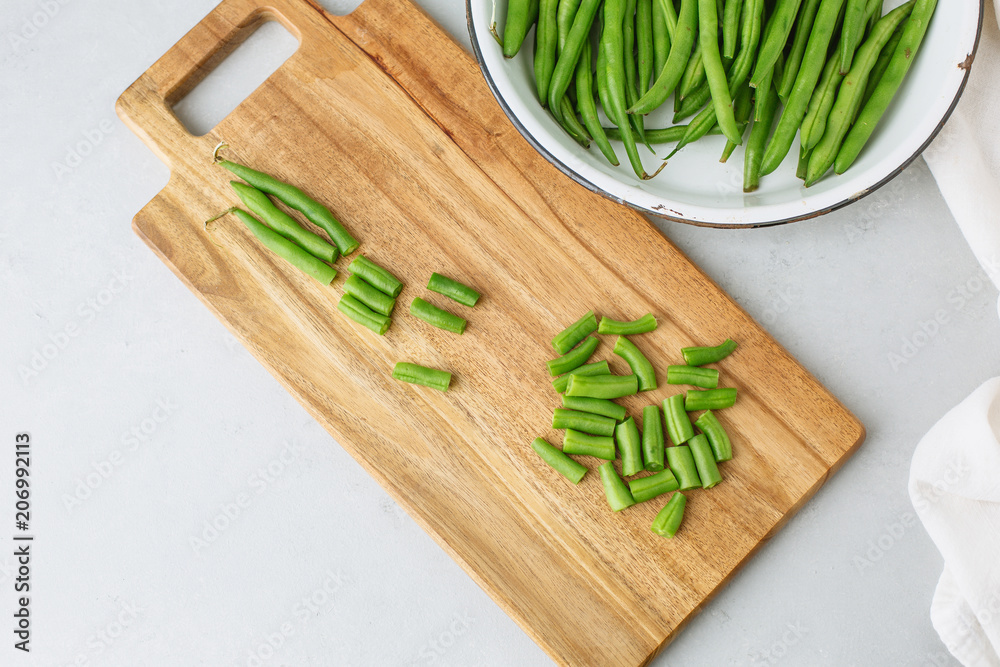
[913,2,1000,665]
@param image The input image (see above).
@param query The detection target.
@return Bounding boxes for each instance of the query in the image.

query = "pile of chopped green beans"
[529,309,741,538]
[499,0,937,187]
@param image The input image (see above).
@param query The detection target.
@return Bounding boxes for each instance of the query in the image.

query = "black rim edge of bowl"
[465,0,986,229]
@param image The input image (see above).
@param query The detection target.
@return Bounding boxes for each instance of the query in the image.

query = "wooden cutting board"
[116,0,865,664]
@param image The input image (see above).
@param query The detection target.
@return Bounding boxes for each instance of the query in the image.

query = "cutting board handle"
[115,0,308,168]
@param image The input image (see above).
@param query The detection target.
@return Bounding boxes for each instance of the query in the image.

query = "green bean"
[622,0,650,148]
[744,74,779,191]
[681,338,737,365]
[577,43,621,165]
[427,273,480,307]
[555,95,593,148]
[695,409,733,461]
[504,0,540,58]
[598,313,658,334]
[721,83,751,162]
[799,47,846,151]
[596,12,613,112]
[698,0,741,144]
[796,143,812,180]
[410,297,467,334]
[685,387,738,410]
[652,0,671,80]
[564,429,616,459]
[667,365,719,388]
[758,0,845,174]
[617,417,645,476]
[749,0,803,89]
[656,0,679,40]
[860,20,904,109]
[673,77,711,121]
[216,208,337,285]
[535,0,559,105]
[663,394,695,444]
[642,405,665,471]
[665,446,701,489]
[805,0,915,186]
[531,437,588,484]
[339,294,391,335]
[229,182,339,264]
[638,0,655,95]
[392,362,451,391]
[722,0,743,58]
[563,395,628,421]
[605,125,712,143]
[629,469,680,502]
[678,41,705,99]
[864,0,883,36]
[836,0,937,174]
[630,0,697,115]
[548,0,603,117]
[348,255,403,297]
[665,100,718,158]
[599,461,636,510]
[840,0,867,74]
[613,336,657,391]
[777,0,822,101]
[566,373,639,399]
[552,360,611,393]
[217,159,359,256]
[344,274,395,316]
[552,408,618,436]
[688,433,723,487]
[650,492,687,537]
[552,310,598,354]
[547,335,599,376]
[557,0,583,50]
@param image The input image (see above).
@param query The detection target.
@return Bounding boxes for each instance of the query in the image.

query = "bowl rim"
[466,0,986,228]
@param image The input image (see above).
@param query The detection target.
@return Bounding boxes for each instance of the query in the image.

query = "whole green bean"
[642,405,665,471]
[622,0,649,148]
[504,0,540,58]
[531,437,588,484]
[598,313,658,334]
[552,408,618,436]
[840,0,867,74]
[629,469,680,502]
[665,446,701,489]
[563,395,628,421]
[629,0,697,115]
[688,433,723,487]
[344,274,396,316]
[339,294,391,335]
[547,335,600,376]
[564,429,616,459]
[685,387,738,410]
[799,46,846,151]
[650,492,687,537]
[599,461,636,510]
[749,0,804,89]
[552,310,599,354]
[555,93,594,148]
[678,41,705,99]
[557,0,583,50]
[694,409,733,461]
[392,362,451,391]
[552,360,611,393]
[665,100,718,159]
[860,21,904,109]
[219,208,337,285]
[548,0,603,117]
[682,338,738,365]
[805,0,915,186]
[617,417,645,476]
[606,125,712,143]
[638,0,655,95]
[698,0,741,144]
[565,373,639,399]
[427,273,480,307]
[348,255,403,297]
[744,74,779,191]
[663,394,695,444]
[410,297,467,334]
[613,336,657,391]
[667,365,719,388]
[230,182,339,264]
[777,0,822,101]
[577,43,621,165]
[673,77,712,121]
[535,0,560,105]
[722,0,744,58]
[864,0,884,36]
[721,82,751,162]
[796,143,812,180]
[657,0,679,40]
[652,0,671,80]
[836,0,937,174]
[218,159,359,256]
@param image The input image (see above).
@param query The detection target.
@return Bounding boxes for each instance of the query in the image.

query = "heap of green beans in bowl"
[497,0,937,189]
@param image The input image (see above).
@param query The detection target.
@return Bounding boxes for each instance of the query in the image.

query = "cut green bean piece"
[338,294,391,335]
[552,310,599,354]
[616,417,644,476]
[566,374,639,399]
[663,394,695,444]
[695,409,733,461]
[344,274,395,316]
[427,273,480,307]
[552,408,617,437]
[629,469,679,503]
[688,433,723,487]
[563,429,616,460]
[230,182,339,264]
[613,336,657,391]
[666,365,720,388]
[392,362,451,391]
[599,461,636,511]
[410,297,467,335]
[552,360,611,393]
[598,313,657,335]
[547,336,599,376]
[226,209,337,285]
[651,492,687,537]
[348,256,403,297]
[531,437,588,484]
[685,387,738,410]
[665,446,701,489]
[642,405,665,471]
[681,338,738,365]
[562,395,628,421]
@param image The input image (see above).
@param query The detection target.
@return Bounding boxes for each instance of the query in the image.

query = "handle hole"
[171,18,298,137]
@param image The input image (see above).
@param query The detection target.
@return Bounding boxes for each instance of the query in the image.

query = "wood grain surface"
[116,1,865,664]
